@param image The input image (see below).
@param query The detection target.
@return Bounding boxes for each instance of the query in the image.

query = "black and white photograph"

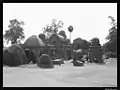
[3,3,117,87]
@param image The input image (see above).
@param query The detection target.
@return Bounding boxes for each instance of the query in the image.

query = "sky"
[3,3,117,46]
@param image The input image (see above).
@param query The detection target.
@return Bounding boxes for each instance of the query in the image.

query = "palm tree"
[68,25,73,43]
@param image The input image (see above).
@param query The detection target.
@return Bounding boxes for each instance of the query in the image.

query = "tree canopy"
[103,16,117,53]
[43,18,64,37]
[106,16,117,43]
[3,19,25,45]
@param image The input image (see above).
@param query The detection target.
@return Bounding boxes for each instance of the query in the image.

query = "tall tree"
[103,16,117,53]
[43,18,64,37]
[68,25,73,43]
[4,19,25,45]
[106,16,117,43]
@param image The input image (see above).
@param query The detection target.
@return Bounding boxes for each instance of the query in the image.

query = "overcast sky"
[3,3,117,46]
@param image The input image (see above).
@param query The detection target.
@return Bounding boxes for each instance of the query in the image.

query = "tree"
[58,30,67,40]
[103,16,117,53]
[68,25,73,43]
[68,25,73,33]
[4,19,25,45]
[106,16,117,43]
[102,41,117,53]
[43,18,64,37]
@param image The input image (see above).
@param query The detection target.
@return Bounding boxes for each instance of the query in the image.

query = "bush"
[110,52,117,58]
[104,52,117,58]
[3,49,15,66]
[37,54,54,68]
[3,44,29,66]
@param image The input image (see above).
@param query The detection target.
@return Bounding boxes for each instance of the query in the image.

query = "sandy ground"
[3,58,117,87]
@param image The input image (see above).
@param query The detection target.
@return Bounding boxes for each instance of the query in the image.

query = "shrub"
[3,49,15,66]
[3,44,29,66]
[104,52,117,58]
[37,54,54,68]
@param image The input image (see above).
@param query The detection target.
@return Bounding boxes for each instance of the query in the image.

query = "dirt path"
[3,58,117,87]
